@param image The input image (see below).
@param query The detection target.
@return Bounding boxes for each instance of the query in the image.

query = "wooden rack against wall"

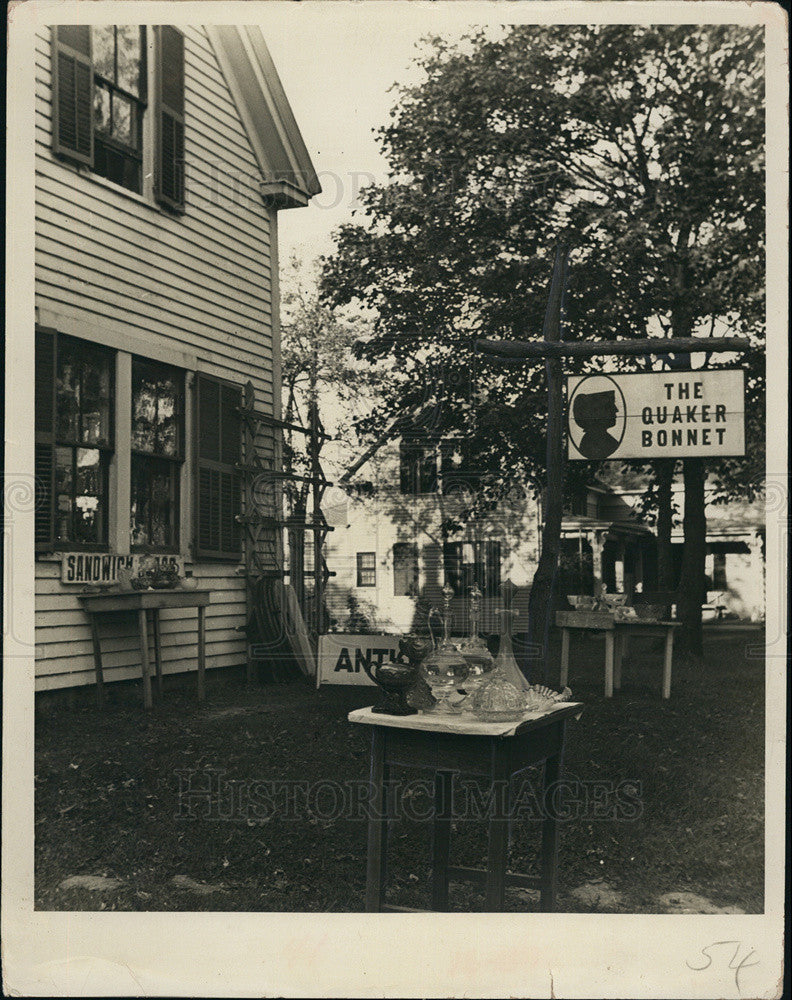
[236,383,333,679]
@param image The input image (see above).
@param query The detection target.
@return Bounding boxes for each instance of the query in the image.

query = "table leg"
[540,724,565,912]
[613,631,623,691]
[485,743,510,911]
[88,614,105,710]
[604,630,614,698]
[365,727,389,911]
[560,629,570,688]
[431,770,453,911]
[152,609,163,696]
[197,605,206,704]
[662,628,673,699]
[137,609,153,711]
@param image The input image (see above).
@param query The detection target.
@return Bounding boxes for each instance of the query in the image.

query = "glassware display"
[419,584,469,713]
[457,584,495,701]
[469,583,530,721]
[469,674,525,720]
[489,609,532,693]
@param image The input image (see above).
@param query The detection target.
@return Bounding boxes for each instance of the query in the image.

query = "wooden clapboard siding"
[34,25,280,691]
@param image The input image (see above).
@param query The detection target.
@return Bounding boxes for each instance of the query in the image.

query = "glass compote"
[419,584,469,713]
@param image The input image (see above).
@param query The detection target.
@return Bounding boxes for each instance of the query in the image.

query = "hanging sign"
[61,552,185,584]
[566,370,745,460]
[316,633,401,688]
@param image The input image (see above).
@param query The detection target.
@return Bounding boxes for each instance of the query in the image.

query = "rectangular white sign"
[566,369,745,460]
[316,633,402,688]
[60,553,185,584]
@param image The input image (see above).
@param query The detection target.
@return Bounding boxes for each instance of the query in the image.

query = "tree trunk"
[524,244,568,683]
[526,353,564,683]
[677,457,706,656]
[655,458,675,591]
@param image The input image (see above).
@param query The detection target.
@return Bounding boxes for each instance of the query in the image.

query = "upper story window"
[51,25,185,210]
[399,439,438,495]
[92,26,146,194]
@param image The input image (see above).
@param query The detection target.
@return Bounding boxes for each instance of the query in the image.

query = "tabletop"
[348,702,583,738]
[556,610,679,630]
[78,588,212,612]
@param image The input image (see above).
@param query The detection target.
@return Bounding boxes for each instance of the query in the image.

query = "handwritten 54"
[687,941,759,991]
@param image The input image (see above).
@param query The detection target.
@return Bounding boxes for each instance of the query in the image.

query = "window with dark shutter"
[35,329,115,551]
[195,375,242,560]
[154,25,185,211]
[51,26,94,166]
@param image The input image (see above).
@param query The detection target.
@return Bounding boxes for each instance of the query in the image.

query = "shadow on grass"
[34,630,764,913]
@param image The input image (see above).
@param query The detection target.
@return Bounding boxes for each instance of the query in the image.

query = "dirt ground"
[34,628,764,913]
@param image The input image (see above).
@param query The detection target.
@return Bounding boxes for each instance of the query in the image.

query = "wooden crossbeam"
[475,335,752,361]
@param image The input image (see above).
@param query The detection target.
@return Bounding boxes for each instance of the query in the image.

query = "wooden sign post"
[475,246,751,681]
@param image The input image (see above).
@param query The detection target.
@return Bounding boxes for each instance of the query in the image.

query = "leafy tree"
[322,24,765,661]
[279,257,375,613]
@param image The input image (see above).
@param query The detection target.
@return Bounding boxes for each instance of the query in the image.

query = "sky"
[258,3,485,266]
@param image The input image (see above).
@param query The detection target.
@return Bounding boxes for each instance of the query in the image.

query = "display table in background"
[556,610,680,699]
[349,702,582,912]
[78,589,211,710]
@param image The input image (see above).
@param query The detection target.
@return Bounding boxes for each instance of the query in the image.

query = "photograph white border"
[4,2,787,996]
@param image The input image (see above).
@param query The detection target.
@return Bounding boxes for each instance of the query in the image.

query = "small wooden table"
[78,589,211,710]
[349,702,582,912]
[556,610,680,699]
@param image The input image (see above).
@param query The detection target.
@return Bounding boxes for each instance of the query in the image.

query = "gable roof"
[206,26,321,209]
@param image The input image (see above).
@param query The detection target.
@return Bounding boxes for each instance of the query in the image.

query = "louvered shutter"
[51,26,94,166]
[195,375,242,559]
[35,330,57,549]
[154,26,186,211]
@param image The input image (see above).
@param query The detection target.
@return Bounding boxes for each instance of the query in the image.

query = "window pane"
[93,26,115,80]
[357,552,376,587]
[116,26,142,95]
[132,362,182,457]
[80,355,112,445]
[93,83,111,134]
[156,377,179,456]
[111,92,133,146]
[130,455,177,549]
[149,465,175,548]
[74,494,101,543]
[75,448,102,495]
[130,455,150,546]
[56,352,81,441]
[131,375,157,452]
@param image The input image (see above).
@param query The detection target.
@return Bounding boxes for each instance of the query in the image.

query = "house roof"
[206,26,321,209]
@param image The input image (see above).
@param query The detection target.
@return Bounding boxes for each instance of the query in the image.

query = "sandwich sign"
[566,370,745,460]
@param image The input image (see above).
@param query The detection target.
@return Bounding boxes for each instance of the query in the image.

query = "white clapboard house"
[34,25,320,693]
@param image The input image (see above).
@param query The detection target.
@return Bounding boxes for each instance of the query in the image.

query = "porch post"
[591,531,604,598]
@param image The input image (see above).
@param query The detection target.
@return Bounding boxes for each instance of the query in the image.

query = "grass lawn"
[35,628,764,912]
